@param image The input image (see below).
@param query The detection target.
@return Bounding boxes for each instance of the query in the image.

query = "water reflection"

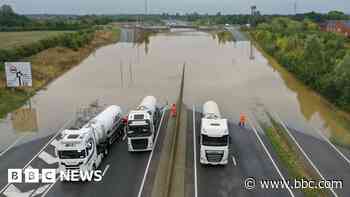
[119,62,135,88]
[11,106,38,133]
[211,31,234,45]
[268,57,350,148]
[120,28,155,55]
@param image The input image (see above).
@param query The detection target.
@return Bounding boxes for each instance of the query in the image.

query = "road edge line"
[311,125,350,166]
[137,107,167,197]
[192,105,198,197]
[247,115,295,197]
[0,136,23,157]
[273,112,339,197]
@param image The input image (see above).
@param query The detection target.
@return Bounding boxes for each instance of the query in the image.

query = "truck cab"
[57,128,101,175]
[127,109,155,151]
[126,96,159,152]
[200,101,229,165]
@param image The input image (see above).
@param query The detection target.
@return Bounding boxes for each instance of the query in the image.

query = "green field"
[0,31,73,49]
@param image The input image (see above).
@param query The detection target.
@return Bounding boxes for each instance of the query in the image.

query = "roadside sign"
[5,62,33,87]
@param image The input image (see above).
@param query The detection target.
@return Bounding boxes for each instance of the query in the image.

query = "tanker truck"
[200,101,229,165]
[56,105,124,179]
[127,96,160,152]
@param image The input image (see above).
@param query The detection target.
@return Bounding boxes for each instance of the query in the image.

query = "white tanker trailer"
[200,101,229,165]
[127,96,161,152]
[56,105,124,179]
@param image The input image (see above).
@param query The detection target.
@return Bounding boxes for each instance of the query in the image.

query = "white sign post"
[5,62,33,88]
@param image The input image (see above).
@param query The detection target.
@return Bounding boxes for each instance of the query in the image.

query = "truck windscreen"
[58,150,86,159]
[127,123,151,137]
[202,135,228,146]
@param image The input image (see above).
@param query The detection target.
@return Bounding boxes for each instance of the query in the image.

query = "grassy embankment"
[0,31,73,49]
[0,26,121,119]
[261,114,326,197]
[245,30,350,149]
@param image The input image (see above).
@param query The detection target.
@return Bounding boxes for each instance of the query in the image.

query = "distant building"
[320,20,350,37]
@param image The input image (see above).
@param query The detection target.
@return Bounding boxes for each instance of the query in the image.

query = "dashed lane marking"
[102,164,111,177]
[231,156,237,166]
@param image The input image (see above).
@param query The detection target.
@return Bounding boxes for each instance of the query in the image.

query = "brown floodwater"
[0,28,349,151]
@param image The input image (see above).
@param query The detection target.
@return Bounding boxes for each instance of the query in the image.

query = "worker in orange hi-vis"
[171,104,177,117]
[239,112,246,127]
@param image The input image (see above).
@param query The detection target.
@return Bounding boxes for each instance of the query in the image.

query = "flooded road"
[0,28,349,151]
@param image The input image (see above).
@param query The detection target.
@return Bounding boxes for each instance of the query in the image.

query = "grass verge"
[261,115,326,197]
[0,25,121,119]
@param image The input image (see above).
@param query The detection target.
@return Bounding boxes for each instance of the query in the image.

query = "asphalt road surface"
[0,110,169,197]
[277,116,350,197]
[185,105,297,197]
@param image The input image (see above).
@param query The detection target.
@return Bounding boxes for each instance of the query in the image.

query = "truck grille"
[131,139,148,150]
[205,151,224,162]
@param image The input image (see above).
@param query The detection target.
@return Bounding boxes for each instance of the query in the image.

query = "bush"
[251,17,350,111]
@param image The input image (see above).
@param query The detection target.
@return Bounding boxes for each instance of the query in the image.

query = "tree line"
[250,17,350,111]
[0,5,113,31]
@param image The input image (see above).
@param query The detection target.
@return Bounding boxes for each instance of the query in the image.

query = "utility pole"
[250,5,257,60]
[294,0,298,15]
[250,5,257,27]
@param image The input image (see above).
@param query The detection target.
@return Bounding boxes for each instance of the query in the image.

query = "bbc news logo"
[8,169,103,183]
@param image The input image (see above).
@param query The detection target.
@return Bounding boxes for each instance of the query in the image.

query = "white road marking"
[25,165,33,170]
[273,112,339,197]
[192,105,198,197]
[137,107,167,197]
[247,116,295,197]
[0,136,23,157]
[38,151,58,165]
[0,117,74,195]
[102,164,111,176]
[50,139,59,149]
[3,184,34,197]
[231,156,237,166]
[311,125,350,166]
[41,178,59,197]
[31,184,50,197]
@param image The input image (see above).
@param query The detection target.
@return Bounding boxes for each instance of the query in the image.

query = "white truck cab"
[57,128,101,173]
[56,105,123,179]
[127,96,159,152]
[200,101,229,165]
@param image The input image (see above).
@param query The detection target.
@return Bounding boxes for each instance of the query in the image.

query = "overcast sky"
[2,0,350,15]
